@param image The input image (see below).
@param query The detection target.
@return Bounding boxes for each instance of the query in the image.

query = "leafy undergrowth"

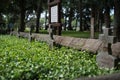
[0,35,118,80]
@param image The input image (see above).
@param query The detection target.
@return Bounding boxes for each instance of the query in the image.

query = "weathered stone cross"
[97,28,117,68]
[48,24,54,40]
[17,28,20,38]
[48,24,55,49]
[29,24,34,42]
[99,28,116,53]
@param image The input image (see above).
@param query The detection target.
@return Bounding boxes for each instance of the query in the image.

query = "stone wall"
[11,31,120,55]
[111,42,120,58]
[55,36,103,53]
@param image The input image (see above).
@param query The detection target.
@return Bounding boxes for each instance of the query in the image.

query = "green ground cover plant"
[0,35,118,80]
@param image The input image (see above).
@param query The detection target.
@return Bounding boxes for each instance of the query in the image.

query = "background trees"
[0,0,120,41]
[114,0,120,41]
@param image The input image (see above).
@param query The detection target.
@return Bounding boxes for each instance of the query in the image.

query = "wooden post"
[90,17,95,39]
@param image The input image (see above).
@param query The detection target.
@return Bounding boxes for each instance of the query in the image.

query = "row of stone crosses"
[27,25,119,69]
[9,22,119,69]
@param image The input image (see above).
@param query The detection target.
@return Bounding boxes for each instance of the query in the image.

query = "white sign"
[51,5,58,23]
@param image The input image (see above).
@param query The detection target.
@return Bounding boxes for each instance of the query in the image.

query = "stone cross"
[99,28,116,53]
[30,24,34,35]
[96,28,117,68]
[48,24,54,49]
[29,24,34,42]
[48,24,54,40]
[17,28,20,38]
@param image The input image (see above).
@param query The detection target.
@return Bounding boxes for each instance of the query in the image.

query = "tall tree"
[114,0,120,41]
[68,6,73,30]
[78,0,83,31]
[61,0,69,31]
[90,5,96,38]
[0,0,10,13]
[85,0,97,38]
[104,0,111,28]
[66,0,73,30]
[35,0,47,33]
[35,0,42,33]
[0,0,10,24]
[19,0,26,32]
[44,10,48,30]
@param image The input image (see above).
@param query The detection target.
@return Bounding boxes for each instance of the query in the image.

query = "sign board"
[51,5,58,23]
[48,0,61,35]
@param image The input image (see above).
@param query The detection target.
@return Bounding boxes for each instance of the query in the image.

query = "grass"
[25,27,99,38]
[39,30,99,39]
[62,31,99,38]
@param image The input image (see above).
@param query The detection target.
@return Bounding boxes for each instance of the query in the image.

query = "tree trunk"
[19,0,25,32]
[64,15,67,31]
[79,0,83,31]
[90,6,95,39]
[98,9,103,33]
[114,0,120,41]
[0,14,2,34]
[36,13,41,33]
[45,11,48,30]
[36,0,42,33]
[96,9,100,32]
[68,8,73,30]
[75,16,78,31]
[104,5,110,28]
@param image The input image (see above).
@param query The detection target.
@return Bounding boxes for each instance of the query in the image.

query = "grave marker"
[29,24,34,42]
[96,28,117,68]
[99,28,115,48]
[17,28,20,38]
[48,24,55,49]
[48,24,54,40]
[96,51,117,68]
